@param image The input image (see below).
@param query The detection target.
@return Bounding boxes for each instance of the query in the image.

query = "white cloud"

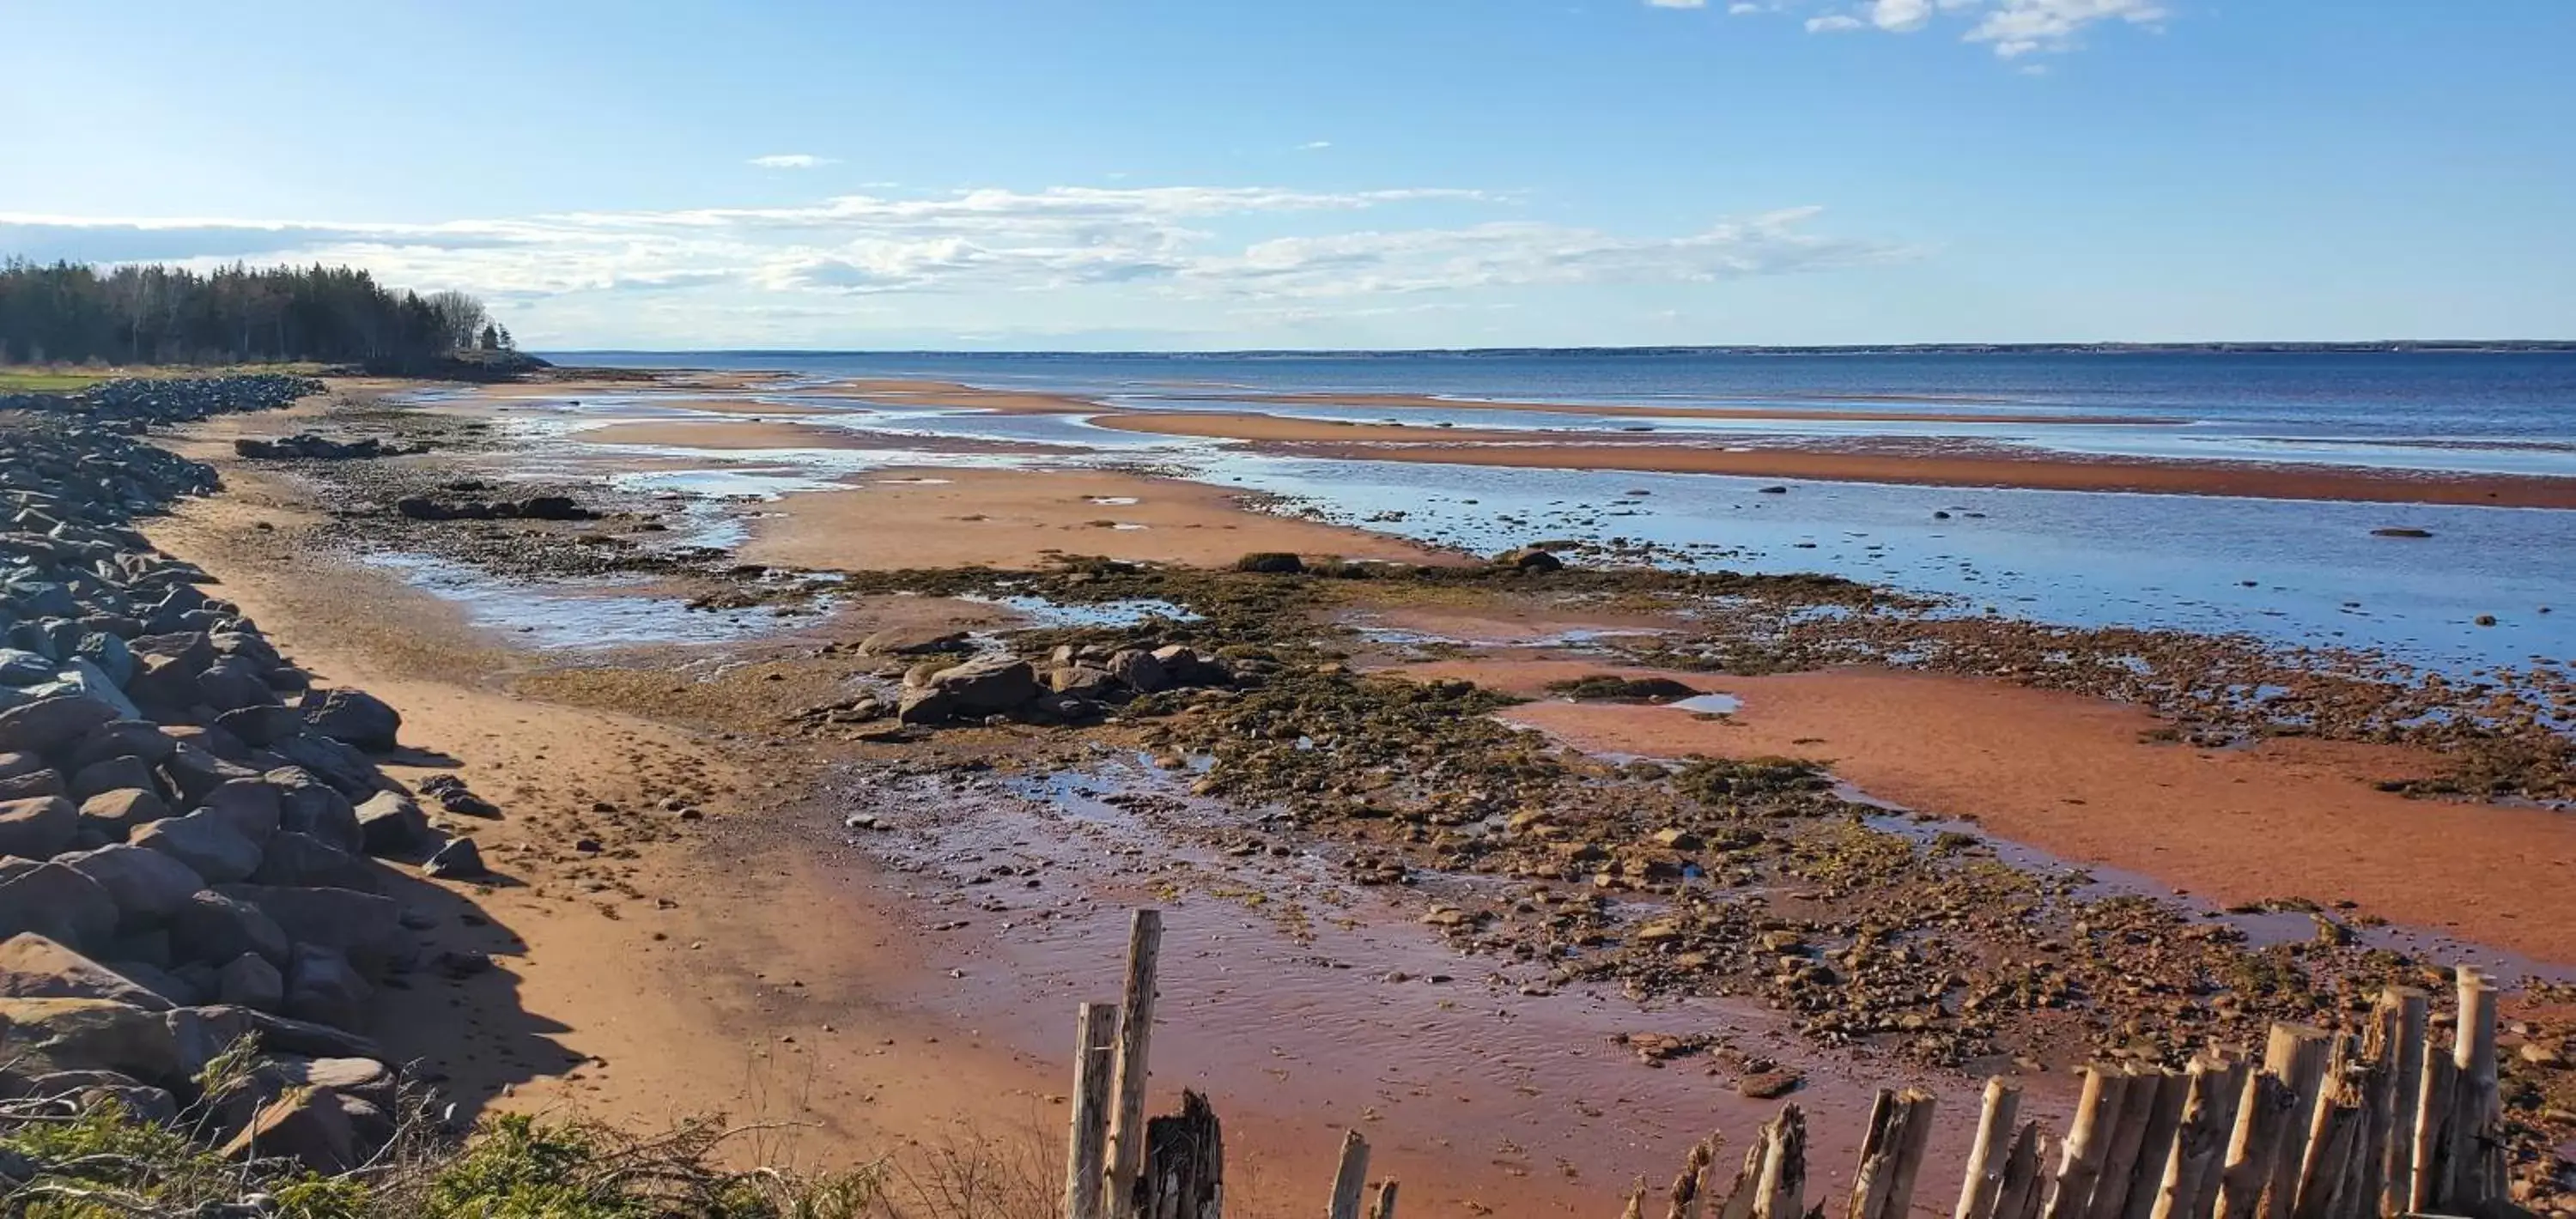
[1646,0,1709,8]
[1868,0,1935,32]
[749,154,834,170]
[1715,0,2163,56]
[1966,0,2166,57]
[1297,140,1334,151]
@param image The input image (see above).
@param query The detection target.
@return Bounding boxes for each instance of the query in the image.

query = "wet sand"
[1088,412,2576,507]
[740,467,1462,570]
[1394,658,2576,963]
[571,418,1074,454]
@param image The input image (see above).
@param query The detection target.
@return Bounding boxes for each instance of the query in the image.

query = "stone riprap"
[0,375,457,1171]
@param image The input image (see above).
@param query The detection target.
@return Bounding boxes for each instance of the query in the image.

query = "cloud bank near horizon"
[0,185,1902,346]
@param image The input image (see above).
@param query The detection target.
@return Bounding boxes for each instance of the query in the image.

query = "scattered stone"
[422,837,488,880]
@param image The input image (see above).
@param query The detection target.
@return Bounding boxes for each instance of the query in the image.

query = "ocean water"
[530,350,2576,671]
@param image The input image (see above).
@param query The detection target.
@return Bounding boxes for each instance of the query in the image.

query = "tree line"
[0,259,513,370]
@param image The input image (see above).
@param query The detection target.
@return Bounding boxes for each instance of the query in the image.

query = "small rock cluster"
[394,494,598,522]
[883,633,1238,728]
[234,434,427,461]
[0,387,459,1173]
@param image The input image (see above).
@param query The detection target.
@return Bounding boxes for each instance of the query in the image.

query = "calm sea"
[540,349,2576,671]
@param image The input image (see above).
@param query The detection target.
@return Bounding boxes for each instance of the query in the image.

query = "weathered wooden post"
[2151,1057,2247,1219]
[2046,1067,2127,1219]
[1068,1003,1125,1219]
[2451,967,2503,1214]
[2256,1025,2330,1219]
[1955,1079,2024,1219]
[1107,909,1166,1215]
[2378,989,2428,1217]
[1327,1130,1372,1219]
[1992,1123,2047,1219]
[1369,1180,1399,1219]
[1141,1090,1224,1219]
[1753,1106,1808,1219]
[2088,1067,2170,1219]
[2214,1071,2294,1219]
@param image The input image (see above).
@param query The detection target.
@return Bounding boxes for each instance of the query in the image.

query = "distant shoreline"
[547,340,2576,359]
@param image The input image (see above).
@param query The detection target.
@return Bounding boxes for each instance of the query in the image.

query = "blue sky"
[3,1,2571,349]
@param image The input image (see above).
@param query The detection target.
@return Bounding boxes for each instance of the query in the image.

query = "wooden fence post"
[2257,1025,2330,1219]
[2452,968,2502,1214]
[2045,1066,2127,1219]
[1067,1003,1124,1219]
[1370,1180,1399,1219]
[1107,909,1166,1216]
[2117,1068,2193,1219]
[1850,1090,1936,1219]
[1954,1079,2024,1219]
[2153,1057,2247,1219]
[1327,1131,1372,1219]
[2379,989,2428,1217]
[2214,1071,2293,1219]
[1992,1123,2047,1219]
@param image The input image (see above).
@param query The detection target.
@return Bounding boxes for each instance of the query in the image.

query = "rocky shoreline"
[1,378,474,1176]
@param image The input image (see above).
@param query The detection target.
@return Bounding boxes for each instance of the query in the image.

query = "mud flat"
[137,374,2576,1215]
[738,467,1462,572]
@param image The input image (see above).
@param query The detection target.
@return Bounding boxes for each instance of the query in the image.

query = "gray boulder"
[0,996,185,1081]
[896,686,957,725]
[250,833,376,891]
[0,751,47,781]
[300,688,401,751]
[161,743,258,805]
[199,778,282,845]
[422,837,487,880]
[78,787,170,837]
[69,755,155,803]
[214,703,304,748]
[269,767,361,853]
[167,891,289,969]
[269,732,380,798]
[133,810,263,883]
[0,695,118,755]
[57,844,204,925]
[0,767,64,802]
[928,656,1038,713]
[61,719,178,773]
[1107,649,1169,694]
[0,933,176,1010]
[0,863,117,952]
[353,791,428,856]
[216,952,283,1011]
[193,657,276,713]
[216,885,410,973]
[283,944,371,1030]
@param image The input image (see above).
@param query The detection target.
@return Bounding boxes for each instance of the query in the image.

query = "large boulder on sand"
[353,791,428,856]
[927,655,1037,713]
[300,688,401,751]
